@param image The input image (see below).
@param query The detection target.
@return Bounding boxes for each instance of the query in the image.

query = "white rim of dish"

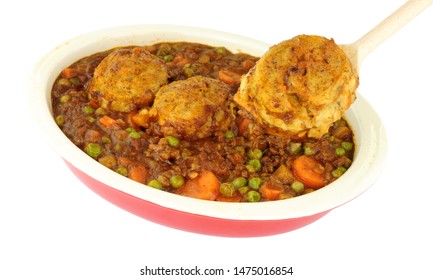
[29,24,387,221]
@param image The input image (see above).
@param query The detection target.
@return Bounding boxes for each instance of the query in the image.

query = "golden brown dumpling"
[88,47,168,112]
[234,35,359,138]
[144,76,234,140]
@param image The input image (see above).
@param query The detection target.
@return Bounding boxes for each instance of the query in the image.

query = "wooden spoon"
[341,0,433,75]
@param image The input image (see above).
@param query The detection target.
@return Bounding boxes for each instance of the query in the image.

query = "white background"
[2,0,433,279]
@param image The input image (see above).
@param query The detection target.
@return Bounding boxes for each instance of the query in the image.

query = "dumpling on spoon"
[234,35,359,138]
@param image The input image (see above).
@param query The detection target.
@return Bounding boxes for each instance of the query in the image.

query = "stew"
[51,42,354,202]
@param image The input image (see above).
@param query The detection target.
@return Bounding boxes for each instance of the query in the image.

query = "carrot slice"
[259,181,284,201]
[237,118,253,136]
[241,60,256,71]
[216,193,242,202]
[131,109,152,128]
[218,69,242,85]
[172,55,190,66]
[61,67,78,79]
[98,115,117,128]
[128,164,149,184]
[88,99,100,109]
[176,170,220,201]
[292,155,327,189]
[117,157,132,166]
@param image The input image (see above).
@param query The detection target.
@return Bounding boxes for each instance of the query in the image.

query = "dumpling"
[234,35,358,138]
[88,47,168,112]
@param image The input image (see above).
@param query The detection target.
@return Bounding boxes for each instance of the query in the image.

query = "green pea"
[304,146,316,156]
[291,180,305,194]
[232,177,248,189]
[55,115,65,126]
[69,77,81,85]
[279,193,294,200]
[220,182,235,197]
[248,177,262,190]
[303,143,316,155]
[248,148,263,160]
[148,179,163,190]
[288,142,302,155]
[245,165,255,172]
[224,130,235,139]
[335,147,346,156]
[215,47,226,55]
[82,105,95,114]
[101,136,111,144]
[341,141,353,151]
[156,49,167,56]
[332,166,347,178]
[246,190,261,202]
[114,143,122,152]
[247,159,262,172]
[170,175,185,189]
[95,107,108,115]
[164,55,174,62]
[116,166,128,176]
[59,95,71,103]
[56,78,70,87]
[85,143,102,158]
[238,186,249,195]
[86,117,96,123]
[129,131,142,139]
[165,135,180,148]
[183,65,194,77]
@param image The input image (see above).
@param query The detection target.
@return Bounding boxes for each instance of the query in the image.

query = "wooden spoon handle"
[343,0,433,72]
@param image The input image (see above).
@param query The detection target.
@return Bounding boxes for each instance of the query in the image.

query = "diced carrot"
[117,157,131,166]
[216,193,242,202]
[61,67,78,79]
[259,181,284,201]
[126,112,137,128]
[237,117,253,136]
[290,133,308,142]
[128,164,149,184]
[173,55,190,66]
[176,170,220,201]
[89,99,100,109]
[131,109,152,128]
[241,60,256,71]
[218,69,242,85]
[292,155,327,189]
[98,115,117,128]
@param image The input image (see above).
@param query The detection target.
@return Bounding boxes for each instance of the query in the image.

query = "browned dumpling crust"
[88,47,169,112]
[149,76,234,140]
[234,35,359,138]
